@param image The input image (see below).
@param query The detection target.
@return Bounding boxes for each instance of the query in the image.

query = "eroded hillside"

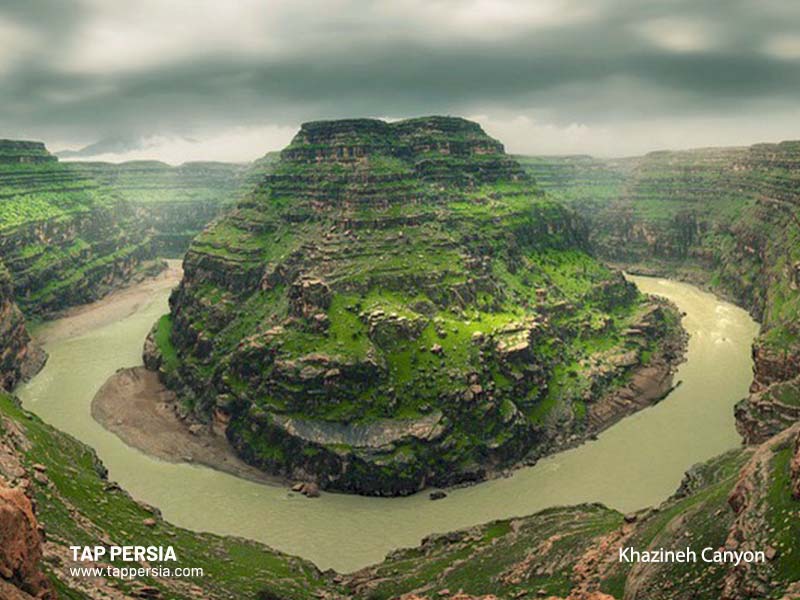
[0,262,43,391]
[0,140,158,316]
[146,117,683,495]
[522,144,800,453]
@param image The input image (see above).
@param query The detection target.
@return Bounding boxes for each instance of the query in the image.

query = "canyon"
[0,123,798,599]
[0,138,261,392]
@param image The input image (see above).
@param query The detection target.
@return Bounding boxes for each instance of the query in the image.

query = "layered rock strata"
[0,140,157,317]
[147,117,682,495]
[0,264,43,391]
[70,160,252,256]
[521,142,800,447]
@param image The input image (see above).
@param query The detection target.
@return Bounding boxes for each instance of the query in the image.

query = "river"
[17,273,759,573]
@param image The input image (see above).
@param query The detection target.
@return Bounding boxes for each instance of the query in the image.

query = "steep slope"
[148,117,682,495]
[0,263,43,391]
[0,391,332,600]
[70,160,249,256]
[0,140,158,317]
[347,425,800,600]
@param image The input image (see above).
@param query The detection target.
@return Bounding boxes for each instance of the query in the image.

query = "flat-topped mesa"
[268,116,527,208]
[394,116,525,186]
[281,118,394,163]
[282,116,506,162]
[269,119,422,208]
[152,116,681,496]
[0,140,57,164]
[390,115,504,154]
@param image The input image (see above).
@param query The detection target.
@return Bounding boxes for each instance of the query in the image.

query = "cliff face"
[0,140,158,317]
[521,143,800,445]
[70,160,251,256]
[0,481,54,600]
[0,264,43,391]
[150,116,681,495]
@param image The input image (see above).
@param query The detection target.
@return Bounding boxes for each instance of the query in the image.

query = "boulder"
[0,482,55,599]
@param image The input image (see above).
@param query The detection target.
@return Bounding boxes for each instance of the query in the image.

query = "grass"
[766,447,800,583]
[0,392,331,599]
[154,315,179,372]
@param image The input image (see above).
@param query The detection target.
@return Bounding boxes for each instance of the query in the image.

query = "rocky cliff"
[148,116,682,495]
[521,143,800,447]
[0,263,43,391]
[0,140,158,317]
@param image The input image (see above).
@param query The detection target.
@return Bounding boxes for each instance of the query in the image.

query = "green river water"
[17,275,759,573]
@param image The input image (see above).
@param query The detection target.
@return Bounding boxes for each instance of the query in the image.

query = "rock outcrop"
[148,116,682,495]
[0,263,44,391]
[0,480,54,599]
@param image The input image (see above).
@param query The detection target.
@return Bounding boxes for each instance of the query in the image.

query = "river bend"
[18,274,759,572]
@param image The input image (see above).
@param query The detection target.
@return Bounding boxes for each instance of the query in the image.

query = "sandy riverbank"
[91,366,279,485]
[34,260,184,346]
[37,258,275,484]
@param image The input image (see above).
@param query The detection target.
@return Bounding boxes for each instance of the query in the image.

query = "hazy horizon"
[3,1,800,163]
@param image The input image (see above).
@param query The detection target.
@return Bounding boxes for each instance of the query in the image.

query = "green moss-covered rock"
[0,142,158,316]
[152,117,678,495]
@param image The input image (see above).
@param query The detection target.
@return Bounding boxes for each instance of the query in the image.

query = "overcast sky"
[2,0,800,163]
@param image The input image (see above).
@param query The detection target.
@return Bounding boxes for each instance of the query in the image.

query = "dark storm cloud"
[1,0,799,158]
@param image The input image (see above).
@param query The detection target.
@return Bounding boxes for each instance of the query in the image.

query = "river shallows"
[18,275,758,572]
